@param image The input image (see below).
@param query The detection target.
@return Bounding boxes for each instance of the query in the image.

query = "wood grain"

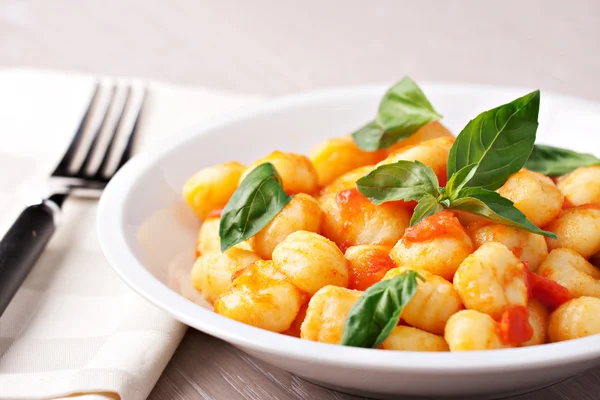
[2,0,600,398]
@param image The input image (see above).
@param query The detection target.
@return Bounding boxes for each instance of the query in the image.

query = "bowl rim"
[97,81,600,373]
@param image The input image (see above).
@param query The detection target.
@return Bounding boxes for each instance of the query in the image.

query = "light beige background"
[2,0,600,399]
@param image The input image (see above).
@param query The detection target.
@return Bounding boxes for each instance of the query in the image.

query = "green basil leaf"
[410,194,444,226]
[219,163,291,252]
[445,163,479,198]
[341,271,423,348]
[352,77,441,151]
[525,144,600,176]
[447,90,540,190]
[449,187,557,239]
[356,160,439,205]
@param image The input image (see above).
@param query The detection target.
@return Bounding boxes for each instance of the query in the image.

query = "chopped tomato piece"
[207,207,224,218]
[403,210,464,243]
[497,305,533,346]
[438,165,448,188]
[525,267,570,309]
[348,252,397,291]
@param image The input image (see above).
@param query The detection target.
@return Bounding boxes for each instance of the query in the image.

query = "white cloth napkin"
[0,69,262,399]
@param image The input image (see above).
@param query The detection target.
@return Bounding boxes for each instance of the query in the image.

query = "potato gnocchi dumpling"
[444,310,509,351]
[391,211,473,281]
[469,223,548,272]
[537,248,600,298]
[300,285,363,344]
[249,193,322,259]
[272,231,349,295]
[191,248,261,304]
[183,162,246,219]
[544,206,600,258]
[381,326,449,352]
[548,296,600,342]
[557,165,600,207]
[240,151,319,195]
[497,169,563,227]
[320,189,411,249]
[384,267,463,335]
[310,136,387,186]
[344,245,396,290]
[454,242,528,320]
[214,260,304,333]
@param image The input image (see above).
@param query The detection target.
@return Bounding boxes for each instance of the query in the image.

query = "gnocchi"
[214,260,305,333]
[497,169,563,227]
[444,310,509,351]
[183,162,246,219]
[272,230,349,295]
[390,210,473,280]
[537,248,600,298]
[381,326,449,352]
[544,205,600,258]
[454,242,528,320]
[384,267,463,335]
[249,193,322,259]
[547,296,600,342]
[557,165,600,207]
[191,247,261,304]
[320,188,411,249]
[300,285,362,344]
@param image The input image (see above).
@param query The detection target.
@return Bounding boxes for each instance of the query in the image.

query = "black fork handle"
[0,200,61,316]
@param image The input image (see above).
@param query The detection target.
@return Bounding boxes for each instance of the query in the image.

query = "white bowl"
[97,83,600,399]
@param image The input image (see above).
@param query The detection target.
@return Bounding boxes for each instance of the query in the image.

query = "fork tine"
[52,82,100,177]
[113,85,147,174]
[94,86,132,178]
[78,85,117,176]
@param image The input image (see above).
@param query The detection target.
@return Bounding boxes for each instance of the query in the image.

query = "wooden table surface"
[3,1,600,399]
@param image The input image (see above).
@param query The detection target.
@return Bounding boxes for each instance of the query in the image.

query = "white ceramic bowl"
[97,83,600,399]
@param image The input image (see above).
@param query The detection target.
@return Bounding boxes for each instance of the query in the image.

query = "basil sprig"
[351,77,441,151]
[219,163,291,252]
[341,270,423,348]
[356,90,557,239]
[447,90,540,190]
[525,144,600,176]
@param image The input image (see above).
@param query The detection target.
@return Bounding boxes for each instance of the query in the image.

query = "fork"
[0,82,147,316]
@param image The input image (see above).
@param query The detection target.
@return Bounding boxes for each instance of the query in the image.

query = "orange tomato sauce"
[403,210,465,243]
[347,251,397,291]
